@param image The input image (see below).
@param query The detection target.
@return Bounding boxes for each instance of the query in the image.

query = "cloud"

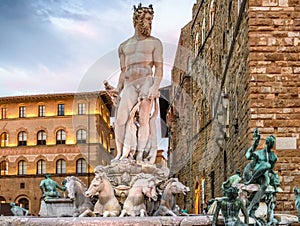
[0,0,195,97]
[0,64,82,96]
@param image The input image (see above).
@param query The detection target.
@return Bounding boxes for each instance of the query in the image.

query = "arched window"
[0,160,7,175]
[210,98,214,118]
[223,149,227,181]
[18,131,27,146]
[76,158,86,174]
[76,129,86,144]
[200,100,206,128]
[37,159,46,174]
[37,130,46,145]
[0,196,6,203]
[100,131,104,144]
[0,132,8,147]
[209,0,216,30]
[194,108,200,134]
[106,138,109,151]
[18,160,27,175]
[56,130,66,144]
[103,134,107,149]
[194,182,201,214]
[194,32,200,56]
[56,159,66,174]
[187,56,191,73]
[100,105,104,116]
[18,198,29,210]
[201,19,206,45]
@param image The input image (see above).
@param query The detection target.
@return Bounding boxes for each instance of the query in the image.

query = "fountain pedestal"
[39,198,74,217]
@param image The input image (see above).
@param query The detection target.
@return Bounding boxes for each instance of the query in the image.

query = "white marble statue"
[105,3,163,164]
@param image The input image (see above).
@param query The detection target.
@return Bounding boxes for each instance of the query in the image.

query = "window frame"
[57,104,65,116]
[37,159,46,175]
[76,158,86,174]
[37,130,46,145]
[56,159,66,174]
[0,132,8,147]
[78,103,85,115]
[1,108,7,119]
[18,131,27,146]
[19,106,26,118]
[0,160,8,175]
[194,32,200,56]
[76,129,87,144]
[18,160,27,175]
[56,130,66,144]
[38,105,45,117]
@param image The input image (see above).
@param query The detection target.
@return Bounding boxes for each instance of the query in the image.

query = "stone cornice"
[0,91,112,109]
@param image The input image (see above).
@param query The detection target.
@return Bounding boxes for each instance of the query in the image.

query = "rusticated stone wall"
[170,0,251,213]
[248,0,300,215]
[169,0,300,215]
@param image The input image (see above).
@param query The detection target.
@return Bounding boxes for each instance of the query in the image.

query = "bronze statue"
[295,187,300,222]
[10,202,28,216]
[222,169,242,193]
[40,174,65,200]
[242,129,280,223]
[212,187,249,226]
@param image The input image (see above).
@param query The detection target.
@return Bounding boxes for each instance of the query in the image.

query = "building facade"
[0,91,113,215]
[168,0,300,214]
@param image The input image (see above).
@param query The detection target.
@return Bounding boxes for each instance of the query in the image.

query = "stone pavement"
[0,215,213,226]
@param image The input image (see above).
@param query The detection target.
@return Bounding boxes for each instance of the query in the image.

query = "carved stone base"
[96,159,169,188]
[39,199,74,217]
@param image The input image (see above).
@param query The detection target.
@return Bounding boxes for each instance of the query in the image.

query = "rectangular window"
[1,108,7,119]
[20,183,25,189]
[58,104,64,116]
[38,105,45,117]
[78,103,85,115]
[19,106,26,118]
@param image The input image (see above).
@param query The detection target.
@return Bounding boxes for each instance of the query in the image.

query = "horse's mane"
[164,178,178,188]
[66,176,87,189]
[130,173,154,187]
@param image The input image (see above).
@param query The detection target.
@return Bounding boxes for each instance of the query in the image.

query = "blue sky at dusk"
[0,0,195,97]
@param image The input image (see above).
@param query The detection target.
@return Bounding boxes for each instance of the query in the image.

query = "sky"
[0,0,195,97]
